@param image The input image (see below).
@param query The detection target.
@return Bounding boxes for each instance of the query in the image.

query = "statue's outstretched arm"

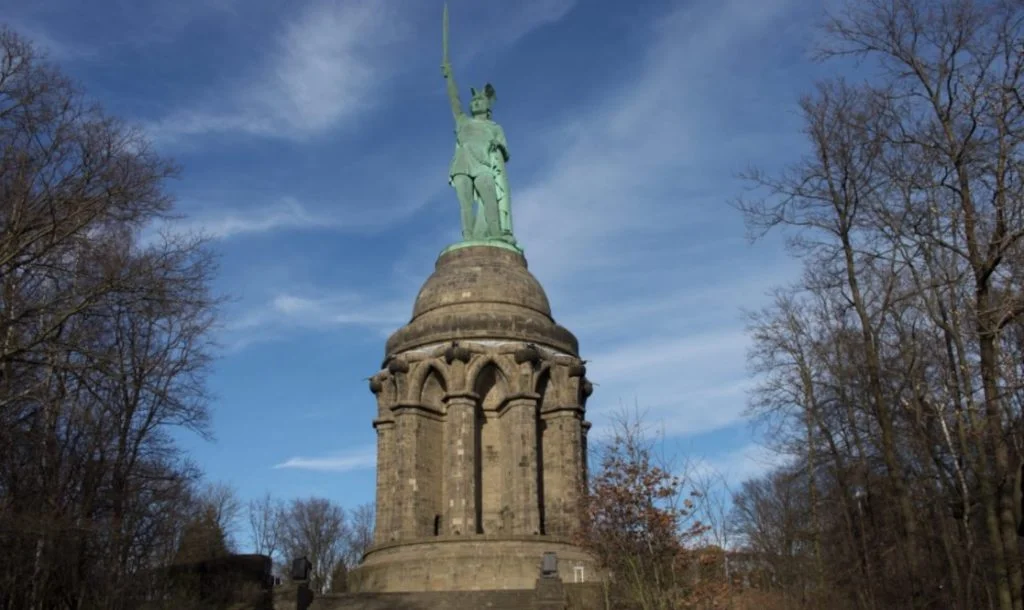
[442,64,463,121]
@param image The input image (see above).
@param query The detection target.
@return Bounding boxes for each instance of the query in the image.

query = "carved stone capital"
[513,344,542,365]
[372,417,395,430]
[387,358,410,375]
[567,361,587,378]
[392,401,444,419]
[444,341,472,364]
[540,404,583,418]
[443,391,480,405]
[500,392,541,414]
[369,372,388,394]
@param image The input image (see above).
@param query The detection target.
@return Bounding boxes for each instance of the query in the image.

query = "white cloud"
[148,0,580,143]
[149,167,448,241]
[274,445,377,472]
[264,292,407,327]
[585,377,754,442]
[575,271,796,438]
[488,0,807,440]
[453,0,577,56]
[175,198,334,239]
[149,0,403,142]
[8,20,97,61]
[693,441,785,485]
[7,0,239,58]
[588,329,748,384]
[219,290,408,351]
[512,0,802,283]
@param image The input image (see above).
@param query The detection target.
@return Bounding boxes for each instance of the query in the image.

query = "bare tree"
[821,2,1024,607]
[731,3,1024,608]
[345,502,375,568]
[280,497,349,595]
[248,492,285,560]
[195,482,242,551]
[0,26,220,610]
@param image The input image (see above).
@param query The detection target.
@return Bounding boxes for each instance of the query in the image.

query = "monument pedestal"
[353,246,601,596]
[350,537,595,592]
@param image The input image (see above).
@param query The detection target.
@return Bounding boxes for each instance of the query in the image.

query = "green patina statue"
[441,5,519,251]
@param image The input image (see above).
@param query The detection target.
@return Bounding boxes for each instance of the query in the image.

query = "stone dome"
[385,245,578,355]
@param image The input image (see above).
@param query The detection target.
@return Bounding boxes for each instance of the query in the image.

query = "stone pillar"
[443,391,478,535]
[372,418,396,544]
[540,409,584,538]
[370,372,398,544]
[504,392,541,535]
[581,420,592,494]
[393,405,422,540]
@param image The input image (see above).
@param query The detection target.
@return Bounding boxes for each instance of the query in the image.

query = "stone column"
[504,392,541,535]
[581,420,592,494]
[370,372,397,544]
[372,418,396,543]
[443,391,478,535]
[538,409,583,537]
[393,405,422,540]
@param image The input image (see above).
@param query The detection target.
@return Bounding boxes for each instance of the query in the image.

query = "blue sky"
[8,0,834,545]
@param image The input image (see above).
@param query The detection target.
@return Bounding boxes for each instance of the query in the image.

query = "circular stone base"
[348,536,601,592]
[441,238,522,256]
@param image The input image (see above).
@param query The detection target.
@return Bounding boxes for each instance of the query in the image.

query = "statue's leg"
[474,174,501,239]
[451,174,476,240]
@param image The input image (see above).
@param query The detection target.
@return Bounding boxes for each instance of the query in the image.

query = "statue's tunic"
[449,115,508,182]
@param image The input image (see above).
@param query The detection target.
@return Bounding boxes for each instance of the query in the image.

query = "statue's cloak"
[472,146,513,238]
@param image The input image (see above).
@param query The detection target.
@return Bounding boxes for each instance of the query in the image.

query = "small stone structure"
[347,245,600,596]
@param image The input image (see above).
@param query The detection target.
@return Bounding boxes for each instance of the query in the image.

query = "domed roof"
[385,245,578,355]
[412,246,551,318]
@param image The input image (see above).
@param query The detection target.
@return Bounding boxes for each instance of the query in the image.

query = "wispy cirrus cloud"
[6,0,240,56]
[695,441,784,484]
[5,19,98,61]
[451,0,577,58]
[274,444,377,472]
[219,289,408,351]
[492,0,810,441]
[514,0,808,283]
[148,0,405,142]
[148,0,580,144]
[153,160,448,242]
[167,198,336,240]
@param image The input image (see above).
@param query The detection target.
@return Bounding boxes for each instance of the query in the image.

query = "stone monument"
[346,5,599,598]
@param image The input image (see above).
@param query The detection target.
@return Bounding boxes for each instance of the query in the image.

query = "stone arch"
[473,361,510,412]
[410,360,449,406]
[419,367,447,408]
[465,355,515,401]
